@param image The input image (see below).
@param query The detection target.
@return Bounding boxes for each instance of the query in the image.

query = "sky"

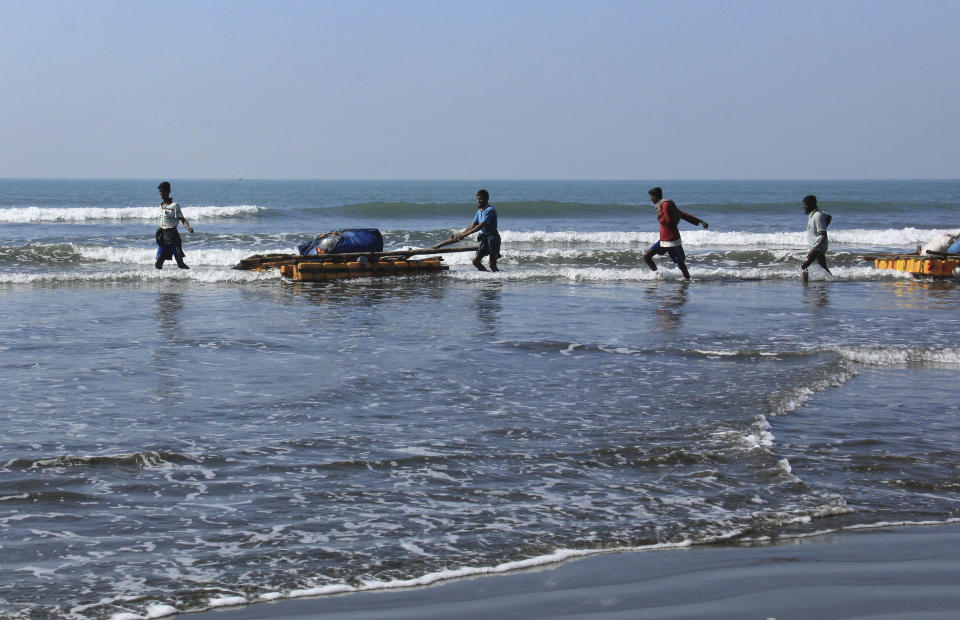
[1,0,958,180]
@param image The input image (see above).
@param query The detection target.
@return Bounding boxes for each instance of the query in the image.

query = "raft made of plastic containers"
[863,231,960,280]
[234,228,476,282]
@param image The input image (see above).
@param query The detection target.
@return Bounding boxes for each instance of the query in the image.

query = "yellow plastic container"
[874,256,959,277]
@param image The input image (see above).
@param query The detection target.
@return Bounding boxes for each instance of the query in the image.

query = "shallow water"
[1,180,958,618]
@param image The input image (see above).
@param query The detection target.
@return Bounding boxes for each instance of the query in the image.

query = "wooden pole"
[426,236,464,250]
[858,252,919,260]
[298,245,478,261]
[393,235,466,257]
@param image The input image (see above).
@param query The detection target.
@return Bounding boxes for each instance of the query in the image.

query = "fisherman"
[454,189,501,271]
[643,187,708,280]
[800,194,832,282]
[155,181,194,270]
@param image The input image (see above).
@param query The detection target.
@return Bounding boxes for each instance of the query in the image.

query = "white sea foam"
[73,244,290,267]
[109,604,179,620]
[0,205,261,223]
[741,415,776,449]
[278,541,696,604]
[835,346,960,367]
[206,595,248,608]
[696,349,748,357]
[448,266,659,281]
[843,517,960,531]
[777,458,794,477]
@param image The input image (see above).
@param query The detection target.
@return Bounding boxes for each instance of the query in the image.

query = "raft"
[281,255,447,281]
[862,250,960,280]
[234,245,477,282]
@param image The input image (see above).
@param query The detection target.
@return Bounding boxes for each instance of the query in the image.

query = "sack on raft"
[298,229,384,256]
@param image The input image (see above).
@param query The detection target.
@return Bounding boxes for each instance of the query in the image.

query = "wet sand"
[178,523,960,619]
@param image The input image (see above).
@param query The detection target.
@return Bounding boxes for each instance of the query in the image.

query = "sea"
[1,179,959,619]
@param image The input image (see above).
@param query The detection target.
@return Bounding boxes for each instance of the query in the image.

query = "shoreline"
[175,522,960,619]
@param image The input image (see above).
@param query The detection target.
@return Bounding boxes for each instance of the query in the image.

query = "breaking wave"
[835,346,960,367]
[4,450,197,470]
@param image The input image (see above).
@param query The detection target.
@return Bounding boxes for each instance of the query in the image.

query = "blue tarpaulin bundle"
[297,229,384,256]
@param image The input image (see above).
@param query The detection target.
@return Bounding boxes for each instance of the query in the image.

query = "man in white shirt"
[801,194,832,282]
[155,181,194,269]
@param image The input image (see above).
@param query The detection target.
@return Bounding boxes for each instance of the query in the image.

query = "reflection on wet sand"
[883,279,959,310]
[475,281,503,338]
[153,289,186,405]
[651,281,688,331]
[802,281,830,308]
[155,290,184,336]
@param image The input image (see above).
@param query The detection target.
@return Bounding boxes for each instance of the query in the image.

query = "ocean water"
[1,179,958,619]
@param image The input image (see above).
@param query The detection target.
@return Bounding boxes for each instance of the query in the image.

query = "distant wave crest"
[0,205,261,223]
[326,200,632,218]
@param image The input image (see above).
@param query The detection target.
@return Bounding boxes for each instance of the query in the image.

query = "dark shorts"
[155,227,185,260]
[476,232,501,259]
[647,241,685,265]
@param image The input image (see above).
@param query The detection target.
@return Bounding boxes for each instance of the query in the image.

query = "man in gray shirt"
[801,194,832,282]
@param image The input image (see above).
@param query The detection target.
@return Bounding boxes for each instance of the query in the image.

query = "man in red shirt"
[643,187,709,280]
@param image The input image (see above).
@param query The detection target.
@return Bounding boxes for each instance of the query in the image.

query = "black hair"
[802,194,817,207]
[158,181,171,192]
[648,187,663,200]
[476,189,489,201]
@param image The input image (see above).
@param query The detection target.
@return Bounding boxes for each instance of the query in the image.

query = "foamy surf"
[447,264,905,282]
[501,227,954,248]
[73,245,291,267]
[0,268,274,284]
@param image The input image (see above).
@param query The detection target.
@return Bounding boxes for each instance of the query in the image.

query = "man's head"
[158,181,171,198]
[476,189,489,206]
[802,194,818,214]
[648,187,663,204]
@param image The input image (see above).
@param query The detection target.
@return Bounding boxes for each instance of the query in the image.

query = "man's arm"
[801,231,828,269]
[807,214,828,254]
[454,222,482,241]
[173,204,194,233]
[679,210,708,229]
[807,231,827,255]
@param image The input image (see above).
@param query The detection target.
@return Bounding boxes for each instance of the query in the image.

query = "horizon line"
[3,177,960,183]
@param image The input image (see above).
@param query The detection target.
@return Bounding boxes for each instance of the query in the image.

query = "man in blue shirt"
[454,189,501,271]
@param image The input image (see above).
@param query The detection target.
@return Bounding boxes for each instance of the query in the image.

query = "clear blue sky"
[1,0,958,179]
